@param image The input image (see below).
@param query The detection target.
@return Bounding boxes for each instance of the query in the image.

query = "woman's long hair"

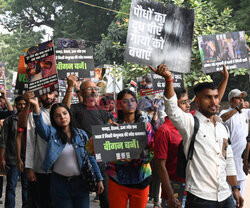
[50,103,76,144]
[117,89,141,123]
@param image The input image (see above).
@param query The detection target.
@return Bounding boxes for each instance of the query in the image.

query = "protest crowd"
[0,1,250,208]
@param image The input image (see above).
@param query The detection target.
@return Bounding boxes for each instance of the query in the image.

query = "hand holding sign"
[149,64,172,81]
[66,74,78,88]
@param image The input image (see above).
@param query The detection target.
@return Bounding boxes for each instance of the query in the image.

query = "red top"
[154,117,185,183]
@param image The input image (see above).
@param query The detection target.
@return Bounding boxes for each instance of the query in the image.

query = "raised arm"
[28,94,52,141]
[217,65,229,102]
[149,64,174,99]
[62,74,78,108]
[0,89,13,111]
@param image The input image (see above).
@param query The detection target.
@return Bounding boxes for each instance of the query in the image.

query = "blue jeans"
[51,173,89,208]
[185,192,235,208]
[5,165,28,208]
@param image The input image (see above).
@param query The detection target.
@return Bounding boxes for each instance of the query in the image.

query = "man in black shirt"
[63,75,110,208]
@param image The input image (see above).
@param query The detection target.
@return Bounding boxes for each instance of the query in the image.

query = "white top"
[25,108,51,173]
[164,94,236,202]
[53,143,81,177]
[219,108,250,181]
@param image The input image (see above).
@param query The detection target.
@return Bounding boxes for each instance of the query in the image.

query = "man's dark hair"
[194,82,217,96]
[15,96,25,104]
[174,88,187,100]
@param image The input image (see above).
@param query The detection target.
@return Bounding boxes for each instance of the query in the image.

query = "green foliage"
[95,0,246,87]
[211,0,250,34]
[0,0,121,43]
[0,28,43,89]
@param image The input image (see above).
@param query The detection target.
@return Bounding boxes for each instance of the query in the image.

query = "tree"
[211,0,250,33]
[0,0,121,43]
[95,0,248,88]
[0,28,43,89]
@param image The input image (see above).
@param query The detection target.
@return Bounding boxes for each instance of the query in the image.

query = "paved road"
[1,177,154,208]
[2,175,250,207]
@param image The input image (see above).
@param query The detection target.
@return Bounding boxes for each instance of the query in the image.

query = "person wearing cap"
[220,89,250,195]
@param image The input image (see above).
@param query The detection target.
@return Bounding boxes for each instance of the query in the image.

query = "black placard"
[124,0,194,73]
[92,123,148,162]
[55,48,93,79]
[198,31,249,73]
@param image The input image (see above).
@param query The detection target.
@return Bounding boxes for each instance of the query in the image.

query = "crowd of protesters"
[0,64,248,208]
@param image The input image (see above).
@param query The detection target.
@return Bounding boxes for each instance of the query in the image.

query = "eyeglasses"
[85,87,99,92]
[233,97,243,100]
[179,99,191,105]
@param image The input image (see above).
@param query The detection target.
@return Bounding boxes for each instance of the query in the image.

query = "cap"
[228,89,247,101]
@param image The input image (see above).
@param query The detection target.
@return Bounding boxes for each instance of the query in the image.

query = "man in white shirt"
[25,91,56,208]
[220,89,250,195]
[150,64,244,208]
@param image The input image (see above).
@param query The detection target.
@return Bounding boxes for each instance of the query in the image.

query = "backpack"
[176,116,199,179]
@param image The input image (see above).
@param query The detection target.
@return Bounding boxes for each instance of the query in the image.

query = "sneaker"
[93,195,99,203]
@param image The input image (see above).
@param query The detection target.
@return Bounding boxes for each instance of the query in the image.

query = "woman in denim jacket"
[29,97,104,208]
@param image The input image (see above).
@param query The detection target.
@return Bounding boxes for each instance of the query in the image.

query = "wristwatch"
[232,185,241,192]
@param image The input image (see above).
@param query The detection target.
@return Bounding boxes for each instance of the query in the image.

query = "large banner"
[0,62,5,89]
[124,0,194,73]
[55,48,93,79]
[25,40,59,96]
[198,31,249,73]
[92,123,149,162]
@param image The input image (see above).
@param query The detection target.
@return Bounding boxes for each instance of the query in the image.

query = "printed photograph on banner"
[0,62,5,90]
[198,31,249,73]
[58,79,79,104]
[124,0,194,73]
[25,40,59,96]
[57,38,87,49]
[15,55,29,95]
[55,47,93,80]
[91,65,123,96]
[92,123,149,162]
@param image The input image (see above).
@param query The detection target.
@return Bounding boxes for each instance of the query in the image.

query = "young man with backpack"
[151,64,243,208]
[154,88,191,208]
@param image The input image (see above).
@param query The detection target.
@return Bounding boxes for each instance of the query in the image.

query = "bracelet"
[66,90,73,93]
[165,79,174,82]
[232,185,241,192]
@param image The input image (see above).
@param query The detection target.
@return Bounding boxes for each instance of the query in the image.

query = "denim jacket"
[33,112,103,181]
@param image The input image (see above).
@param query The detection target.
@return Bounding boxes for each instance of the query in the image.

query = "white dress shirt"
[164,94,236,202]
[220,108,250,181]
[25,108,51,173]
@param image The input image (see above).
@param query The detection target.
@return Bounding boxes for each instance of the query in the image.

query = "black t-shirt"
[70,103,109,138]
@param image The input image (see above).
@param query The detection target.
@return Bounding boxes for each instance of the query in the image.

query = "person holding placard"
[106,89,154,208]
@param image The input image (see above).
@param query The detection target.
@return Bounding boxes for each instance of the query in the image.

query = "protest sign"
[0,62,5,89]
[151,71,184,90]
[198,31,249,73]
[92,123,149,162]
[24,40,59,96]
[15,56,28,95]
[124,0,194,73]
[55,48,93,79]
[58,79,79,104]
